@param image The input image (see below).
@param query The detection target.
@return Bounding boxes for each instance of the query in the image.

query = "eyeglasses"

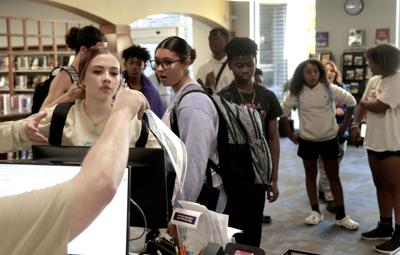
[150,59,183,70]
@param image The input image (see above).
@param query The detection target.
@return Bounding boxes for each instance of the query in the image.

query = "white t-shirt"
[195,55,234,93]
[281,82,356,141]
[363,73,400,151]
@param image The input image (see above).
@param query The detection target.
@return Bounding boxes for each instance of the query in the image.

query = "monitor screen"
[32,145,171,229]
[0,162,129,255]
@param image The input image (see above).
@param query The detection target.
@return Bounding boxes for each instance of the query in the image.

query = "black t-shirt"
[218,83,283,138]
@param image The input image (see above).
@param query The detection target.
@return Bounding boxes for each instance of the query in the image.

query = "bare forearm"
[341,106,354,128]
[280,116,293,138]
[361,99,389,113]
[268,134,280,182]
[353,104,366,123]
[70,110,131,239]
[268,120,280,182]
[40,93,72,111]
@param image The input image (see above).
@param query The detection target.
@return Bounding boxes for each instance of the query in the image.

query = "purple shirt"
[122,71,165,118]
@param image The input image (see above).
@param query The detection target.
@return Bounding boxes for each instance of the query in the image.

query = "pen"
[180,240,187,255]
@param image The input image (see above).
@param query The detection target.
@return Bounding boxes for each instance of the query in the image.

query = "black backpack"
[31,66,79,114]
[171,85,273,192]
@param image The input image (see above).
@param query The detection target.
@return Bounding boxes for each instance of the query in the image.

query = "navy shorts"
[298,137,340,160]
[367,149,400,160]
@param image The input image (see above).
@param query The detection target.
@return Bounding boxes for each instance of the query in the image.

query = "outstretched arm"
[69,88,148,240]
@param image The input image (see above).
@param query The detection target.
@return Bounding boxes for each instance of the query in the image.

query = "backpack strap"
[215,60,228,89]
[49,102,75,145]
[135,116,149,148]
[60,66,79,83]
[171,86,206,136]
[170,86,220,184]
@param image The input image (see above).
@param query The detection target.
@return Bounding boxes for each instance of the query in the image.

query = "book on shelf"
[0,76,7,88]
[30,57,39,70]
[58,55,75,66]
[1,94,33,115]
[38,56,48,69]
[14,75,28,89]
[0,56,9,70]
[15,56,30,70]
[355,68,364,80]
[0,94,10,114]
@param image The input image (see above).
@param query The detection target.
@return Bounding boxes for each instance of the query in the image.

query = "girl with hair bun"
[40,26,107,111]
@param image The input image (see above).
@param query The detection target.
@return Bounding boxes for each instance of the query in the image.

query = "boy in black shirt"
[218,37,282,247]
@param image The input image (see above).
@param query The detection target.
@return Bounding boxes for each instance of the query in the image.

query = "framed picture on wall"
[376,28,390,44]
[354,56,363,66]
[346,70,355,80]
[348,28,365,47]
[316,32,329,47]
[344,54,353,66]
[350,82,360,94]
[355,68,364,80]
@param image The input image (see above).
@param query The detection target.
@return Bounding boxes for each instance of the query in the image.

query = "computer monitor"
[0,162,129,255]
[32,145,171,229]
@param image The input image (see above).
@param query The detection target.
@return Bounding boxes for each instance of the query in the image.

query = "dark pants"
[223,183,266,247]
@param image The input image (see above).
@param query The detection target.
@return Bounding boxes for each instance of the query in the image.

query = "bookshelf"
[0,16,90,118]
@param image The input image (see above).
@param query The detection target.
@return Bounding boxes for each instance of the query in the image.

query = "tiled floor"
[260,137,390,255]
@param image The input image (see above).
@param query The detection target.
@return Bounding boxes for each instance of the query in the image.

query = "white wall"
[316,0,397,63]
[192,19,212,76]
[231,1,250,37]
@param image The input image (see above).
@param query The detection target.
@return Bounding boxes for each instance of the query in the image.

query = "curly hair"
[65,26,106,54]
[122,45,151,63]
[366,43,400,76]
[225,37,258,63]
[290,59,328,96]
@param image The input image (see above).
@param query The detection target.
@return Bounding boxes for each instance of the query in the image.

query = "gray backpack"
[171,85,273,190]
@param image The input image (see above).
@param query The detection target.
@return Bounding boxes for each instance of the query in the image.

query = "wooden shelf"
[0,16,90,117]
[14,88,34,92]
[14,69,53,73]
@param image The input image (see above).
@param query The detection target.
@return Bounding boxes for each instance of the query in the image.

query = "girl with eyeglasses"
[153,37,226,243]
[154,36,225,208]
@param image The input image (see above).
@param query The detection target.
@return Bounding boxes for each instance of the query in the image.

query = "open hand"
[24,112,48,143]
